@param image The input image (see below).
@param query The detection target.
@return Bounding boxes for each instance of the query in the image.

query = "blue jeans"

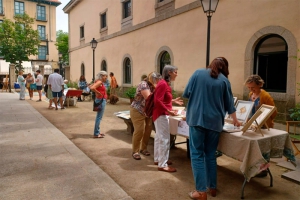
[94,98,106,136]
[189,126,220,192]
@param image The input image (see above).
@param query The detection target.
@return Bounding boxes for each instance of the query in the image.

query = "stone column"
[9,64,16,89]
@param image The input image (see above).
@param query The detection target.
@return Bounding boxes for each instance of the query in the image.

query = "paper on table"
[178,121,189,137]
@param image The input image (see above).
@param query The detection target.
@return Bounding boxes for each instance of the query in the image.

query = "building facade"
[0,0,61,84]
[64,0,300,121]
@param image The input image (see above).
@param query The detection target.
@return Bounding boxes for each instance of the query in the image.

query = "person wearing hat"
[35,70,44,102]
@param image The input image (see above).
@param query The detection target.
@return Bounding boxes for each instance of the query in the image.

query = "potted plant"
[289,103,300,121]
[125,86,136,103]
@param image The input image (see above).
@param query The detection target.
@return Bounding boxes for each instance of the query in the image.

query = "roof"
[63,0,81,13]
[27,0,62,7]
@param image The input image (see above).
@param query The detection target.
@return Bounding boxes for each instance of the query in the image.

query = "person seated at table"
[245,74,277,128]
[245,75,277,178]
[130,71,162,160]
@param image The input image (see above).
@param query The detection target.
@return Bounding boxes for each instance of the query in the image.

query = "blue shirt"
[182,69,236,132]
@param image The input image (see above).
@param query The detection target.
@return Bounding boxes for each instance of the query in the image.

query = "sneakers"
[36,99,42,102]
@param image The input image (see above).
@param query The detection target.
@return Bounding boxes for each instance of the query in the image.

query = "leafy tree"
[0,13,40,73]
[55,30,69,64]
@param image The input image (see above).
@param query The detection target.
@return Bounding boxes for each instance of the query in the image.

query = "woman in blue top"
[78,75,88,101]
[183,57,240,200]
[17,71,26,100]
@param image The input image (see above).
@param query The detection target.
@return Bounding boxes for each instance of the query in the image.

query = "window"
[159,0,164,2]
[38,46,47,60]
[123,58,131,84]
[254,35,287,93]
[101,13,107,29]
[37,5,46,21]
[159,51,171,75]
[15,1,24,15]
[81,63,85,76]
[101,60,107,71]
[0,0,4,15]
[80,26,84,39]
[123,0,131,19]
[38,25,46,40]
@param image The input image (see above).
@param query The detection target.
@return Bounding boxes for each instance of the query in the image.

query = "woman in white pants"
[17,71,26,100]
[153,65,183,173]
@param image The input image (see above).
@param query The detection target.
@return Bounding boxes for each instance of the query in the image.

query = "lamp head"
[200,0,219,16]
[90,38,98,50]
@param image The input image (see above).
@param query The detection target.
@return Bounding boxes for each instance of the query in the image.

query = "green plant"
[106,87,111,96]
[289,103,300,121]
[66,80,79,89]
[172,89,178,98]
[125,86,136,99]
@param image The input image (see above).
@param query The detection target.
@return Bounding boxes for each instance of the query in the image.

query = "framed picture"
[241,109,263,135]
[251,104,276,129]
[233,97,238,105]
[225,100,254,125]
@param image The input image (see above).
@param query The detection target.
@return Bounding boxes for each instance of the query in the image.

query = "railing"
[36,54,49,61]
[13,9,25,16]
[36,13,47,22]
[0,7,5,16]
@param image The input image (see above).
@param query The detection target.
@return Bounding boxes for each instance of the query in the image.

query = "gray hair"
[162,65,178,83]
[96,71,108,81]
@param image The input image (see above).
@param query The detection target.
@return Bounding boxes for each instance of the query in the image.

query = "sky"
[56,0,70,33]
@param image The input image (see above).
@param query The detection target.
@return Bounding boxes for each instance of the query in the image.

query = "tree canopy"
[55,30,69,64]
[0,13,40,73]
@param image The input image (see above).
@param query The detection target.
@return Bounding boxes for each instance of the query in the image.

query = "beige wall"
[65,0,300,119]
[0,0,59,65]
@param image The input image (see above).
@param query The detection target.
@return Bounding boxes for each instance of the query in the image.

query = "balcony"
[13,10,25,17]
[36,13,47,22]
[0,7,4,16]
[36,54,49,61]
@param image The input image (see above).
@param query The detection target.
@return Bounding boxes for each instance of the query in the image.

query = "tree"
[55,30,69,64]
[0,13,40,73]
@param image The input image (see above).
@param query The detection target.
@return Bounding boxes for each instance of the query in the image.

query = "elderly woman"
[245,74,277,128]
[183,57,240,200]
[25,73,34,100]
[153,65,183,172]
[17,71,26,100]
[130,71,162,160]
[90,71,108,138]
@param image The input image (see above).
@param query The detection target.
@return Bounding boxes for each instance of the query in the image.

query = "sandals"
[140,150,150,156]
[93,134,104,138]
[132,153,141,160]
[100,133,105,136]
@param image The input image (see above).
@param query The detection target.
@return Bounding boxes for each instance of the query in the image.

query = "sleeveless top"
[95,81,107,99]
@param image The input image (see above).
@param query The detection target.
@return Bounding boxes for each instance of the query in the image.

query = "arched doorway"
[254,35,287,93]
[123,57,131,84]
[101,60,107,71]
[159,51,171,75]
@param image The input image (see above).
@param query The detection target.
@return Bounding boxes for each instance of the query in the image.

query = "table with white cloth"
[168,117,296,199]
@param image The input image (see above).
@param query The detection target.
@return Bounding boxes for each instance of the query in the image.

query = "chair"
[286,121,300,156]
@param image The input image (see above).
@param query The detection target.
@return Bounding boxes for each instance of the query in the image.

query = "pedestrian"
[183,57,240,200]
[17,71,25,100]
[245,74,277,177]
[109,72,118,95]
[35,70,43,102]
[90,71,108,138]
[44,77,54,109]
[25,73,34,100]
[47,69,65,110]
[153,65,183,173]
[78,75,88,101]
[131,71,162,160]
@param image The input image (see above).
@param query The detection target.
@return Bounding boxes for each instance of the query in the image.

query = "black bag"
[44,84,48,93]
[116,84,119,88]
[144,92,155,118]
[93,98,104,112]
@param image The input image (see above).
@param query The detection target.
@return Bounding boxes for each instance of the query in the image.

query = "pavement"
[0,92,133,200]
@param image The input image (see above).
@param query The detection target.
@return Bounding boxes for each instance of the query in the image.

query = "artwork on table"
[225,100,254,125]
[252,104,276,129]
[233,97,238,105]
[177,121,189,137]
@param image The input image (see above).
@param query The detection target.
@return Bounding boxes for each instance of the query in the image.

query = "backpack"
[44,84,48,93]
[144,92,155,118]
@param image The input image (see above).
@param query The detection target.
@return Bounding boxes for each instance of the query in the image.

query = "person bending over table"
[183,57,240,200]
[130,71,162,160]
[245,74,277,177]
[153,65,183,173]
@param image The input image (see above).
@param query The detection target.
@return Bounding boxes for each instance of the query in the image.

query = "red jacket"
[153,80,172,121]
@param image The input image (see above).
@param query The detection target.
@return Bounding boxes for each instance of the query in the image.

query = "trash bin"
[14,82,20,89]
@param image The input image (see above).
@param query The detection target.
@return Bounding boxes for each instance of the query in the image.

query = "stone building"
[0,0,61,85]
[63,0,300,121]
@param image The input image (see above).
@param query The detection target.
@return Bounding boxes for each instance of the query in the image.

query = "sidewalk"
[0,92,133,200]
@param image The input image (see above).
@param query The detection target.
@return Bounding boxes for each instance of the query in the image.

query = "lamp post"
[90,38,98,100]
[58,52,63,76]
[200,0,219,67]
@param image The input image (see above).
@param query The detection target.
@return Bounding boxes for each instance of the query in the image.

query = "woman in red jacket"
[153,65,183,173]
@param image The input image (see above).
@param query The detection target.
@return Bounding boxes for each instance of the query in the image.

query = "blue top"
[182,69,236,132]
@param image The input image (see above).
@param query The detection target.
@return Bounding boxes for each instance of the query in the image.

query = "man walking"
[47,69,65,110]
[35,70,43,102]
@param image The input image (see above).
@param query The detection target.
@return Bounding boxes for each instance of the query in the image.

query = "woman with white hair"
[17,71,26,100]
[153,65,183,172]
[90,71,108,138]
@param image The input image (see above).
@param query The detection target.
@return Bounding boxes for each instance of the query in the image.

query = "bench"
[65,90,82,107]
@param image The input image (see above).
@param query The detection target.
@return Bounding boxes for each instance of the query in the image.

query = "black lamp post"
[58,52,63,76]
[90,38,98,100]
[200,0,219,67]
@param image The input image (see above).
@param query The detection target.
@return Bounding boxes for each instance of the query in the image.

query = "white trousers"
[154,115,170,168]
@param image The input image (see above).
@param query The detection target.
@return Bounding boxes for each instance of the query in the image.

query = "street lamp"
[58,52,63,76]
[200,0,219,67]
[90,38,98,100]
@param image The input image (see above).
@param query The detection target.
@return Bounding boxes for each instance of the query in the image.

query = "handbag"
[93,98,104,112]
[30,83,37,90]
